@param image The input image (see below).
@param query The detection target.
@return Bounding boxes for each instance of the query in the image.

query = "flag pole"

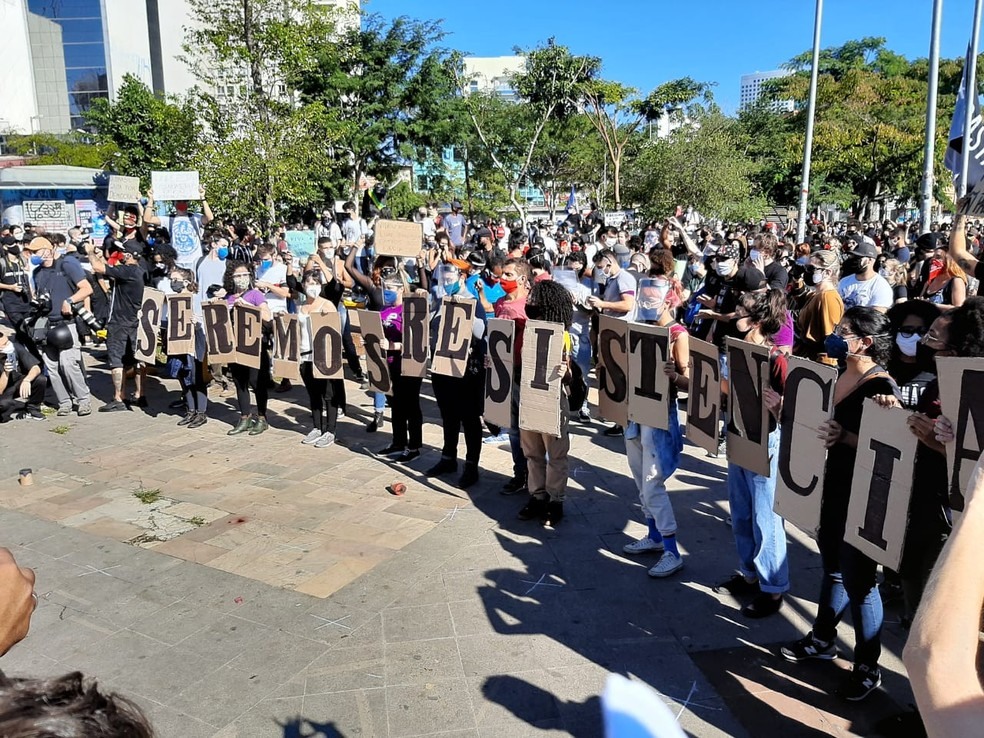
[960,0,983,197]
[796,0,823,244]
[921,0,944,233]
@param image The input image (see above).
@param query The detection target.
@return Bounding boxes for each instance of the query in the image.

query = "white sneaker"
[648,552,684,578]
[301,428,322,444]
[622,537,665,555]
[313,431,336,448]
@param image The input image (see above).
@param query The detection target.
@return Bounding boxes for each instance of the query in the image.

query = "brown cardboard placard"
[432,297,476,378]
[202,300,236,363]
[596,315,628,427]
[374,219,423,257]
[774,357,838,535]
[309,310,344,379]
[725,337,772,477]
[627,322,670,430]
[107,175,141,203]
[518,320,565,436]
[844,401,918,570]
[165,294,195,356]
[134,288,165,364]
[272,313,301,382]
[401,295,429,378]
[347,309,366,357]
[233,303,263,370]
[485,318,515,428]
[937,357,984,512]
[356,310,392,395]
[686,337,721,456]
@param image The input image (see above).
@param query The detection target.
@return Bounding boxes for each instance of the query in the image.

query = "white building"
[462,56,526,100]
[740,70,794,112]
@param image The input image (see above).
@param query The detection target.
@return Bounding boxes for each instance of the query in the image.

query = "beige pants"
[520,396,570,502]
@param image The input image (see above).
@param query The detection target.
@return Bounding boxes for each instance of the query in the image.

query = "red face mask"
[500,277,519,294]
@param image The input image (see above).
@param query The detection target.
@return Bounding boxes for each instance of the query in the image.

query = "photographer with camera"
[22,237,92,417]
[0,236,31,342]
[0,328,44,421]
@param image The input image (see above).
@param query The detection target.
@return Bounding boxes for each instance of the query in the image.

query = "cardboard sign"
[272,313,301,382]
[374,219,423,257]
[432,297,476,378]
[134,289,165,364]
[725,338,773,477]
[233,303,263,370]
[518,320,565,436]
[937,358,984,512]
[356,310,392,395]
[627,322,671,430]
[485,318,515,428]
[347,309,365,357]
[959,177,984,217]
[687,337,721,456]
[151,170,200,201]
[401,295,429,378]
[774,357,838,535]
[107,175,141,203]
[285,230,317,260]
[597,315,629,427]
[202,300,236,363]
[844,401,918,570]
[309,311,344,379]
[165,294,195,356]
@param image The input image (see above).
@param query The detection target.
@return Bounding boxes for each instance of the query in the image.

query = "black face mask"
[526,304,542,321]
[5,245,20,256]
[916,342,938,369]
[843,256,867,275]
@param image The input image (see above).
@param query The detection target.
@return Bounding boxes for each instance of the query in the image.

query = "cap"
[716,241,741,262]
[23,236,53,252]
[851,241,879,258]
[121,240,144,257]
[734,267,766,292]
[451,200,462,210]
[915,232,941,251]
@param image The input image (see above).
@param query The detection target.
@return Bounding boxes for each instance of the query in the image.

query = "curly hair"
[842,306,893,367]
[647,248,675,277]
[222,259,253,295]
[945,296,984,357]
[738,288,787,337]
[0,671,154,737]
[528,279,573,329]
[887,299,941,334]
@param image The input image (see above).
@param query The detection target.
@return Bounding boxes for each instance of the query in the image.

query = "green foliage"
[84,74,199,185]
[4,132,117,169]
[133,488,162,504]
[384,180,426,219]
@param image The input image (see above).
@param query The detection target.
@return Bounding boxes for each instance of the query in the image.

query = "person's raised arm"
[904,455,984,737]
[200,186,214,226]
[86,241,107,275]
[950,204,978,276]
[670,217,701,257]
[142,189,161,227]
[345,246,372,291]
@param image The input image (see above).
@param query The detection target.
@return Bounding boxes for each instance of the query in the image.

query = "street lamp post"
[796,0,823,244]
[920,0,944,233]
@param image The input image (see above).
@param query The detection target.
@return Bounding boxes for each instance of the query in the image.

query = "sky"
[363,0,981,113]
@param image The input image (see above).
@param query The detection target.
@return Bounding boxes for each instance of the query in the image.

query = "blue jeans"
[569,324,592,392]
[373,391,385,411]
[726,428,789,594]
[814,504,883,668]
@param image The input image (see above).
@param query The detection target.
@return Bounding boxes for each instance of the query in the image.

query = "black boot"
[517,495,548,520]
[542,500,564,527]
[366,411,384,433]
[458,462,479,489]
[425,457,457,477]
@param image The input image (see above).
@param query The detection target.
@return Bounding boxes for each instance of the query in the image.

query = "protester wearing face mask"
[885,301,941,408]
[0,236,31,340]
[221,261,273,435]
[296,271,345,448]
[919,245,967,308]
[695,241,766,348]
[197,238,230,307]
[164,268,209,428]
[620,277,690,577]
[0,328,44,421]
[782,307,899,702]
[877,258,909,305]
[795,250,843,365]
[838,238,892,312]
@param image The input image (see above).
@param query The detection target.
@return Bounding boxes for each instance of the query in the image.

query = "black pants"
[230,353,270,417]
[300,361,342,434]
[433,371,484,465]
[0,377,46,421]
[391,372,423,450]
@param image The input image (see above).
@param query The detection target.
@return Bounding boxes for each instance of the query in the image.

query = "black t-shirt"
[763,260,789,291]
[0,254,31,320]
[3,341,40,384]
[104,263,146,327]
[32,256,87,320]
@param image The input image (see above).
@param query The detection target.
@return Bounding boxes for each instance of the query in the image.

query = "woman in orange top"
[796,250,844,365]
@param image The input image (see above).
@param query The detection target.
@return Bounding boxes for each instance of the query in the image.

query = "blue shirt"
[466,274,505,304]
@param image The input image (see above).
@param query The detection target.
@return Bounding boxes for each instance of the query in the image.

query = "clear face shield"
[636,278,671,323]
[434,264,462,299]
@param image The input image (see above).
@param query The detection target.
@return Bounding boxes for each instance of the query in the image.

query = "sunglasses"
[898,326,929,338]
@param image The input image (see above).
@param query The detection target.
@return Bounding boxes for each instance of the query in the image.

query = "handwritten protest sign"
[108,175,141,203]
[285,230,317,260]
[374,219,423,257]
[151,171,200,201]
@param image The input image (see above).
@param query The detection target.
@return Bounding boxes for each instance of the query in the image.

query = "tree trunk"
[509,183,526,224]
[613,156,621,211]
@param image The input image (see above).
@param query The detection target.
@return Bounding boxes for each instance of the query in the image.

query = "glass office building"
[27,0,109,130]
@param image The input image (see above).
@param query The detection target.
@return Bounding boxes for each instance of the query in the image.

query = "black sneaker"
[713,573,761,597]
[426,458,457,477]
[376,444,405,457]
[603,424,624,437]
[394,448,420,463]
[780,632,838,662]
[517,496,548,521]
[741,592,783,619]
[366,412,384,433]
[541,501,563,527]
[98,400,129,413]
[500,475,528,496]
[458,462,479,489]
[837,664,882,702]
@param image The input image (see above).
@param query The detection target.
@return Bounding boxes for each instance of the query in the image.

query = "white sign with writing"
[107,175,141,203]
[151,171,200,201]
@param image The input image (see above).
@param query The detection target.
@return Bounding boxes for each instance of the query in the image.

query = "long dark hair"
[842,306,893,367]
[222,259,253,295]
[946,296,984,357]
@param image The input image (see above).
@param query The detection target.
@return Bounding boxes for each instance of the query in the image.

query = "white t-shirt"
[838,273,893,310]
[421,217,436,239]
[257,262,288,314]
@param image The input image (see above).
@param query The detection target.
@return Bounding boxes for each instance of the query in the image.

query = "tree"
[623,110,763,222]
[293,14,462,204]
[580,77,711,209]
[527,114,604,221]
[84,74,198,183]
[3,132,118,170]
[453,40,600,222]
[182,0,342,223]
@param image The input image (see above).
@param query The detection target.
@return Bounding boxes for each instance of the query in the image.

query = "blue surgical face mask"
[30,255,43,266]
[261,259,272,271]
[444,281,461,296]
[383,289,398,306]
[824,333,850,360]
[217,247,229,260]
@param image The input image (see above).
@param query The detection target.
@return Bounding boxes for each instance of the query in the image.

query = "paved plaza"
[0,351,919,737]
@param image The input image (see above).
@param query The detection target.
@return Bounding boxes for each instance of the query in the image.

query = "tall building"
[461,56,526,101]
[0,0,152,134]
[740,70,794,112]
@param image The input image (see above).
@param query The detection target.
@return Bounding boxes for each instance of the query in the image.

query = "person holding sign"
[220,261,273,436]
[714,289,790,618]
[166,268,208,429]
[621,276,689,578]
[516,280,573,527]
[297,271,344,448]
[782,307,898,702]
[143,186,213,269]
